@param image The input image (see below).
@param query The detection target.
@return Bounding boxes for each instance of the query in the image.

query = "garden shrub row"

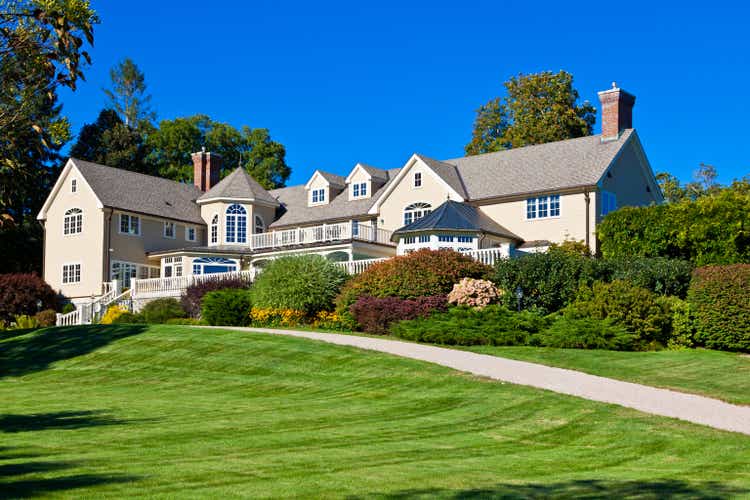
[182,277,251,318]
[350,295,448,335]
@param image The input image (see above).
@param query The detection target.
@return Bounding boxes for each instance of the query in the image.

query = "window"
[192,257,238,275]
[413,172,422,188]
[186,227,196,242]
[457,235,473,243]
[163,256,183,278]
[601,191,617,216]
[110,261,157,288]
[211,215,218,244]
[352,182,367,198]
[311,188,325,204]
[526,195,560,220]
[119,213,140,235]
[254,215,265,234]
[63,208,83,235]
[352,220,359,237]
[418,234,430,243]
[402,236,416,245]
[403,202,432,226]
[225,204,247,243]
[71,179,77,193]
[62,263,81,284]
[438,235,454,242]
[164,222,175,239]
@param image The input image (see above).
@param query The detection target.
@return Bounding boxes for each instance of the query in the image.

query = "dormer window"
[413,172,422,188]
[71,179,77,193]
[352,182,367,198]
[311,188,325,204]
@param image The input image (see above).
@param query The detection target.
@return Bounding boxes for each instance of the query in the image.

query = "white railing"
[250,221,394,251]
[56,308,81,326]
[131,269,257,299]
[462,247,510,266]
[334,257,388,275]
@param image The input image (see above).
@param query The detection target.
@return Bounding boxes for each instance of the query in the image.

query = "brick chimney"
[598,82,636,141]
[191,149,221,191]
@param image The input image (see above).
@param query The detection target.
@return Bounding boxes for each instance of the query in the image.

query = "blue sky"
[59,1,749,186]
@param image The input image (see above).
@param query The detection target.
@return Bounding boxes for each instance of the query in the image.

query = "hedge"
[202,289,252,327]
[350,295,447,335]
[181,277,251,318]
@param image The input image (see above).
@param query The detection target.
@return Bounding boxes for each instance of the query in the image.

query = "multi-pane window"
[119,214,140,235]
[71,179,77,193]
[402,236,416,244]
[403,202,432,226]
[413,172,422,188]
[438,235,454,242]
[163,256,183,278]
[186,227,196,242]
[601,191,617,215]
[63,208,83,235]
[311,188,325,204]
[526,195,560,220]
[164,222,175,238]
[211,215,218,244]
[62,263,81,284]
[352,182,367,197]
[419,234,430,243]
[352,220,359,237]
[457,235,473,243]
[225,204,247,243]
[254,215,265,234]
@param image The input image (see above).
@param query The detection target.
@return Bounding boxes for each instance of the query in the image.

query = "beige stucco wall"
[347,168,372,201]
[200,200,276,246]
[43,165,105,299]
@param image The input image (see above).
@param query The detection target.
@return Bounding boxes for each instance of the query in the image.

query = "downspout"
[106,209,113,284]
[584,191,591,252]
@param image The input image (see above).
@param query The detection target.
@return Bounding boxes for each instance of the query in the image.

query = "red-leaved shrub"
[689,264,750,352]
[0,273,57,322]
[350,295,448,335]
[181,277,251,318]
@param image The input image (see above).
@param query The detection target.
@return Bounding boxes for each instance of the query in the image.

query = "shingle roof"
[71,158,205,224]
[357,163,389,182]
[391,200,521,241]
[416,155,468,198]
[198,167,279,205]
[316,170,346,188]
[268,168,400,228]
[444,130,634,200]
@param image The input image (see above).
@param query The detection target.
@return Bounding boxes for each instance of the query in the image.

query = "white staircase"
[55,280,131,326]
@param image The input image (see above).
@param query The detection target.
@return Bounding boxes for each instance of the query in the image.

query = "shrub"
[350,296,448,335]
[141,298,186,324]
[391,305,550,346]
[34,309,57,327]
[181,277,251,318]
[689,265,750,352]
[202,289,252,326]
[493,248,593,314]
[249,307,306,328]
[12,314,38,329]
[311,310,348,331]
[597,257,693,298]
[665,297,697,349]
[0,273,57,322]
[535,316,636,351]
[447,278,502,309]
[564,280,673,349]
[61,303,75,314]
[111,312,144,324]
[100,305,128,325]
[251,255,348,315]
[336,249,491,318]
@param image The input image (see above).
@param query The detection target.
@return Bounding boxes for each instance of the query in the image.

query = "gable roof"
[317,170,346,188]
[357,163,389,182]
[415,154,468,198]
[197,167,279,206]
[68,158,205,224]
[391,200,521,241]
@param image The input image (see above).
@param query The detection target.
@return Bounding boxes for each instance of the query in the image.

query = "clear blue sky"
[59,0,750,186]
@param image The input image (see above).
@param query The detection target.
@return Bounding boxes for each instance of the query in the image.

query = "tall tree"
[103,58,155,128]
[148,115,291,189]
[466,71,596,155]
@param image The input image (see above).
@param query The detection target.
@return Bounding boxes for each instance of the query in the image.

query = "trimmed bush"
[391,305,550,346]
[141,298,186,324]
[447,278,501,309]
[564,280,673,349]
[597,257,694,298]
[202,289,252,326]
[350,295,448,335]
[665,297,698,349]
[336,249,491,317]
[689,265,750,352]
[181,277,251,318]
[0,273,57,322]
[251,255,348,315]
[535,316,636,351]
[34,309,57,327]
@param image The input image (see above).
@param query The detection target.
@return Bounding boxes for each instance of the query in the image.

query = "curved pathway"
[213,326,750,436]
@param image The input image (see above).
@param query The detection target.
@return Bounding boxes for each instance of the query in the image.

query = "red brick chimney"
[191,149,221,191]
[598,82,636,141]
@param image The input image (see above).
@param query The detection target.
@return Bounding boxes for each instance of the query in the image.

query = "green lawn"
[1,325,749,498]
[461,346,750,405]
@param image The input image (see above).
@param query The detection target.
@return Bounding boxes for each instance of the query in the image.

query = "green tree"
[148,115,290,189]
[466,71,595,155]
[656,172,687,203]
[103,58,155,128]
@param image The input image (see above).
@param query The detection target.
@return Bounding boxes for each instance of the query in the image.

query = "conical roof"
[197,168,279,206]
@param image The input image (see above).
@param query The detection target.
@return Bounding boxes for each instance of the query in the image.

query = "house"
[38,84,662,307]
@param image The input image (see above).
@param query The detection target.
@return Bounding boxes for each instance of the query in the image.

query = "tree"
[465,71,596,155]
[656,172,686,203]
[103,58,155,128]
[657,163,725,203]
[148,115,291,189]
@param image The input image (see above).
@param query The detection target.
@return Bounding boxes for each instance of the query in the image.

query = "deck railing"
[251,221,394,251]
[131,269,257,299]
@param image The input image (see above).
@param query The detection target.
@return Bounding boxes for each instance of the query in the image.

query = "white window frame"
[352,182,367,198]
[163,221,176,239]
[186,226,196,242]
[254,215,265,234]
[210,214,219,244]
[225,204,247,244]
[311,188,326,204]
[71,178,77,193]
[526,194,561,221]
[413,172,422,189]
[63,208,83,236]
[62,262,81,284]
[118,213,141,236]
[601,190,617,216]
[403,202,432,226]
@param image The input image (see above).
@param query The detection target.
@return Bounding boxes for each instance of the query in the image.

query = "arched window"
[225,204,247,243]
[254,215,265,234]
[63,208,83,235]
[403,202,432,226]
[210,214,219,244]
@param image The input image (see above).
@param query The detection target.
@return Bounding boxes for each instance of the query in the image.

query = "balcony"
[250,221,394,252]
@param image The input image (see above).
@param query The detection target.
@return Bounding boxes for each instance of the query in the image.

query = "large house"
[38,84,662,306]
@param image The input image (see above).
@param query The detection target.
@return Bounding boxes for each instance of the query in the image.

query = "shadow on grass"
[0,410,148,433]
[0,324,147,378]
[355,480,749,499]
